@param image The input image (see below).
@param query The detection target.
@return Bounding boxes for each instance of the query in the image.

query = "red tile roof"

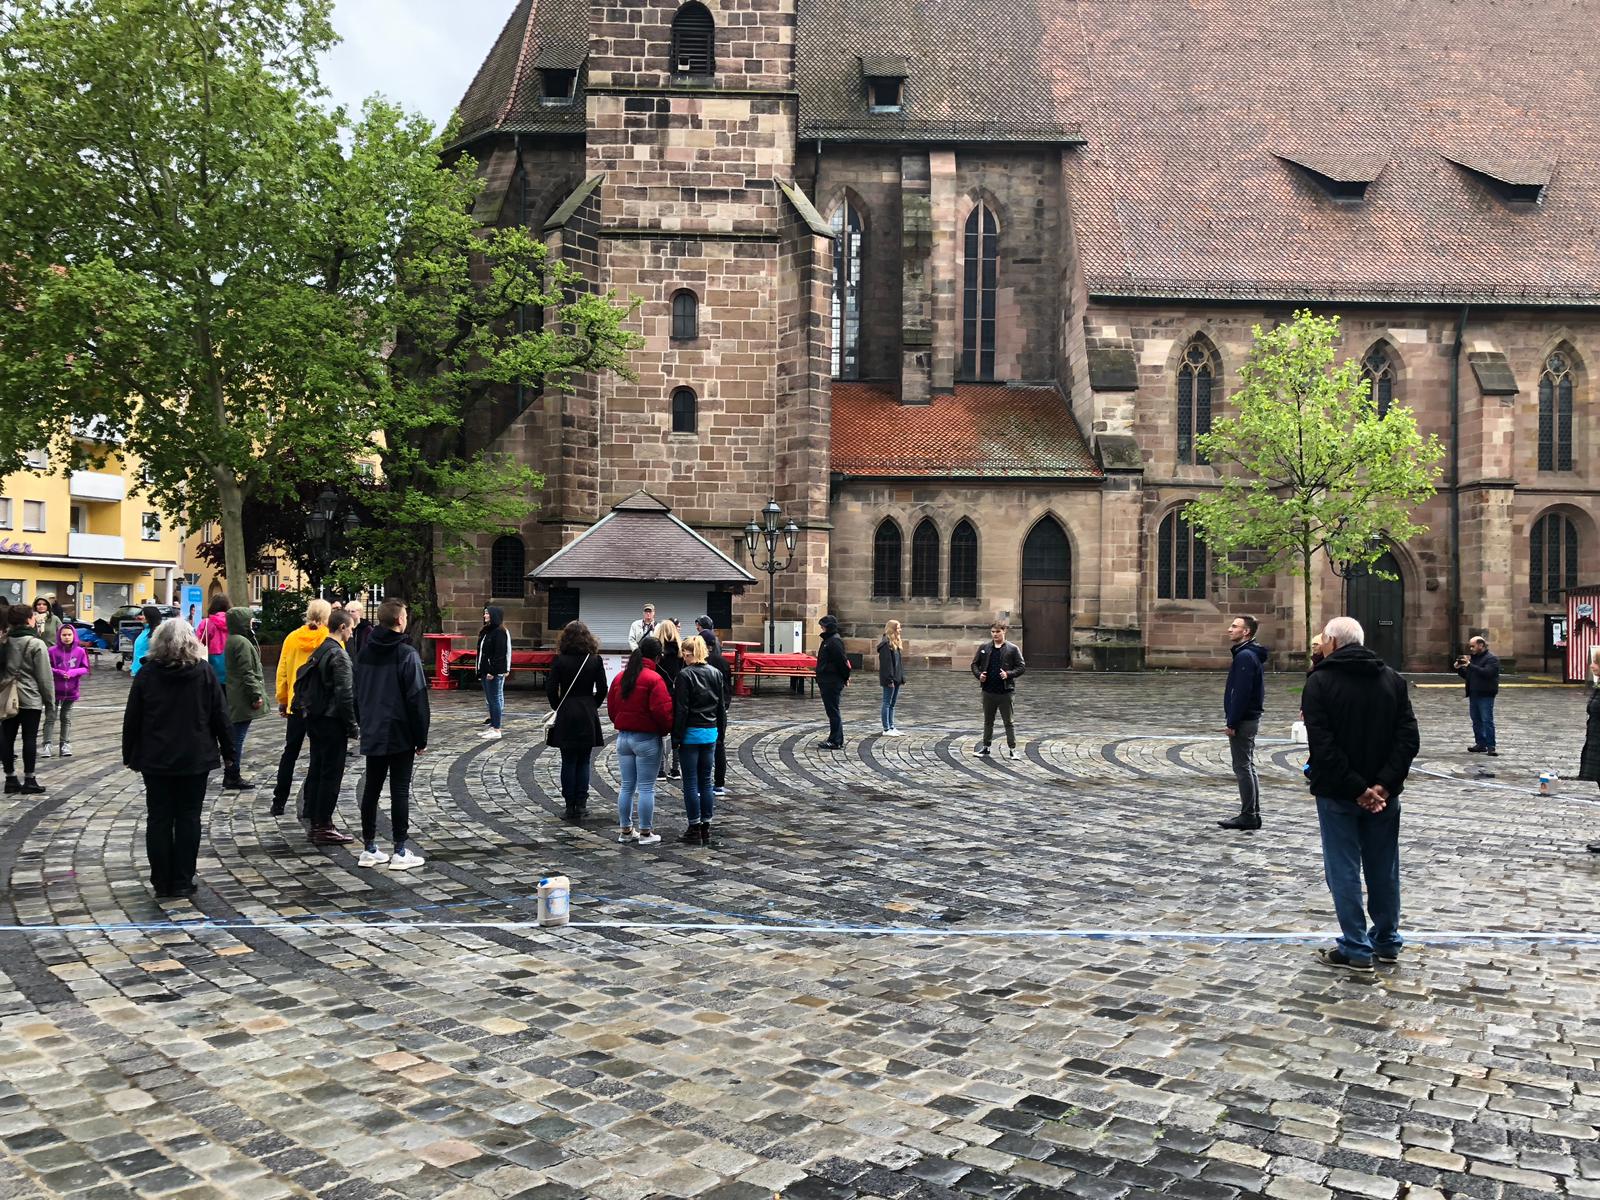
[830,384,1101,479]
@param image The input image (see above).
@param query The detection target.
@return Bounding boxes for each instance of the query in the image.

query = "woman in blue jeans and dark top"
[477,606,512,740]
[545,621,607,822]
[876,619,906,735]
[606,636,674,845]
[673,635,726,845]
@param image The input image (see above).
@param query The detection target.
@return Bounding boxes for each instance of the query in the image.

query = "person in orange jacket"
[270,598,331,817]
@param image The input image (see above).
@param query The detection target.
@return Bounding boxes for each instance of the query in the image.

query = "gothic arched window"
[829,201,864,379]
[671,290,698,340]
[1177,339,1217,465]
[671,3,715,78]
[1530,511,1579,604]
[491,535,526,598]
[948,519,978,598]
[911,519,940,597]
[873,520,902,598]
[1363,342,1397,417]
[671,387,698,433]
[1156,511,1207,600]
[961,203,999,381]
[1539,350,1575,472]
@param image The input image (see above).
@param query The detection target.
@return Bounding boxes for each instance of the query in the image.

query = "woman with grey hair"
[122,619,233,899]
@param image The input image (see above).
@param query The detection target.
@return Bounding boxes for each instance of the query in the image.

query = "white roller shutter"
[578,583,711,651]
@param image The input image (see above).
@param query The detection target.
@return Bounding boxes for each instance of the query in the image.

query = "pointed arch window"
[1539,350,1575,472]
[1363,342,1397,417]
[1176,339,1217,465]
[671,3,715,78]
[949,519,978,598]
[1156,511,1208,600]
[911,520,940,597]
[491,535,527,598]
[829,201,864,379]
[671,290,698,340]
[671,387,698,433]
[961,203,999,381]
[1530,511,1579,604]
[872,520,902,598]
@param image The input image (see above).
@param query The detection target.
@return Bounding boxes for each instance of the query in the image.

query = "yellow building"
[0,441,185,621]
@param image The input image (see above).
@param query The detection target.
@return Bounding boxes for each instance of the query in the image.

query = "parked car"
[106,603,179,627]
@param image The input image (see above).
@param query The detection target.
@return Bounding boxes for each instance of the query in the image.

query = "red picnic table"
[423,633,557,690]
[732,649,817,696]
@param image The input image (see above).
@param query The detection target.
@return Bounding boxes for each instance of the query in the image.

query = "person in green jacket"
[31,598,61,646]
[222,607,264,790]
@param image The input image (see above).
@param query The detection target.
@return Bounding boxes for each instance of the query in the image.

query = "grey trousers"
[43,699,74,747]
[981,692,1016,747]
[1229,719,1260,816]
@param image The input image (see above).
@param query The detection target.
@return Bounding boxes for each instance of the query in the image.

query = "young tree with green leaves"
[1186,311,1444,661]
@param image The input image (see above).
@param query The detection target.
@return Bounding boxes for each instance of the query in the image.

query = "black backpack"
[290,648,326,718]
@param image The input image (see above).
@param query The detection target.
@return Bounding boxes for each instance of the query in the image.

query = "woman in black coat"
[545,620,608,821]
[654,620,685,779]
[122,619,234,899]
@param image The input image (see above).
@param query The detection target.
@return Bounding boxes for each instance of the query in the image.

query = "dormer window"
[1273,151,1387,204]
[860,55,908,114]
[671,3,715,79]
[540,68,576,105]
[1444,154,1551,207]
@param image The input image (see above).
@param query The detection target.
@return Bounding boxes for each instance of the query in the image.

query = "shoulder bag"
[0,641,19,721]
[544,654,592,745]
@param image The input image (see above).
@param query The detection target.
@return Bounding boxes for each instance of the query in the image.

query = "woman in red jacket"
[606,635,673,845]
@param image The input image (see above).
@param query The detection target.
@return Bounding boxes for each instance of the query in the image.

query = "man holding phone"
[1454,635,1500,756]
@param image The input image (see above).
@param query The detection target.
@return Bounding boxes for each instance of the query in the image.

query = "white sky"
[320,0,520,130]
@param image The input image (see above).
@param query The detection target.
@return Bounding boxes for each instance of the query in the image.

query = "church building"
[443,0,1600,670]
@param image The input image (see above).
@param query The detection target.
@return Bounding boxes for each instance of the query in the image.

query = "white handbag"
[1290,720,1308,744]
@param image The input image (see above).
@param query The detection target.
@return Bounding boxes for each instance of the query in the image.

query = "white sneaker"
[59,744,71,757]
[887,728,905,737]
[479,728,503,741]
[1007,746,1020,760]
[357,848,390,867]
[636,832,661,846]
[975,744,991,757]
[389,848,425,870]
[617,828,637,843]
[39,744,51,759]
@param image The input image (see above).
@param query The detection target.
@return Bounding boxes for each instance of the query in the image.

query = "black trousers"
[360,751,414,846]
[820,683,845,745]
[304,717,349,826]
[144,772,207,893]
[714,730,727,788]
[1,709,41,777]
[273,713,308,805]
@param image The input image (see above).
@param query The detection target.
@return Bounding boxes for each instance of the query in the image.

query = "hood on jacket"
[1314,643,1390,675]
[818,615,839,633]
[54,624,78,650]
[283,624,327,654]
[1232,640,1269,665]
[365,625,408,659]
[225,607,254,637]
[483,606,505,629]
[142,605,163,628]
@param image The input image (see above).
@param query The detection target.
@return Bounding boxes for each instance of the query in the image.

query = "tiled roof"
[830,384,1101,480]
[528,491,757,585]
[452,0,586,148]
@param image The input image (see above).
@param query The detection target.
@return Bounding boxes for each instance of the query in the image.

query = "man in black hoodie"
[297,608,358,845]
[354,599,430,870]
[1219,615,1269,831]
[814,614,851,750]
[1302,615,1421,975]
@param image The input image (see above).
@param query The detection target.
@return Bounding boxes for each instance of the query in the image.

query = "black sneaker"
[1468,745,1487,753]
[817,741,842,751]
[677,825,703,845]
[975,744,991,757]
[1217,813,1262,831]
[1316,947,1376,974]
[20,778,45,795]
[1588,842,1600,853]
[1485,749,1499,757]
[1376,949,1401,965]
[3,776,20,795]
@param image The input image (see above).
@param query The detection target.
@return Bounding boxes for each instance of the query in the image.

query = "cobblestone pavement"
[2,667,1598,1200]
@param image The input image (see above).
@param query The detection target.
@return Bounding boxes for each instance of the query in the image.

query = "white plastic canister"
[537,875,571,927]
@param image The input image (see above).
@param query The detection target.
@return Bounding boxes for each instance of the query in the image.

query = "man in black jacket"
[814,614,851,749]
[696,615,734,790]
[1454,635,1500,756]
[970,621,1026,759]
[354,599,430,870]
[1302,615,1421,975]
[297,608,359,845]
[1219,615,1268,831]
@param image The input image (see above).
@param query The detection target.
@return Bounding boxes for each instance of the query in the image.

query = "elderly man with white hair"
[1300,615,1421,976]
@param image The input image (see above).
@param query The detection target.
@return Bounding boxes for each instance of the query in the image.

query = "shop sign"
[0,537,36,555]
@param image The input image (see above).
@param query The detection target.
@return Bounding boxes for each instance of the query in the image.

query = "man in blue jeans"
[1454,635,1500,756]
[1301,616,1420,976]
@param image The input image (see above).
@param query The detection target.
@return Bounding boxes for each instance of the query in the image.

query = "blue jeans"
[231,721,251,773]
[880,684,900,731]
[482,674,505,729]
[1469,695,1496,750]
[681,742,716,824]
[617,731,662,831]
[1315,795,1402,963]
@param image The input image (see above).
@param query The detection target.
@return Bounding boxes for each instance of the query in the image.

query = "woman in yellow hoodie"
[271,598,330,817]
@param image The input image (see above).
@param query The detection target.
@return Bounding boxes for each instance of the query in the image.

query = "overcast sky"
[320,0,519,130]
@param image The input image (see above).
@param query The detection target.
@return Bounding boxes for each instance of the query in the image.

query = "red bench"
[733,650,818,696]
[424,635,555,690]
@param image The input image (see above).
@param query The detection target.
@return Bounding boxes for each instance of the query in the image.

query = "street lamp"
[744,499,800,652]
[305,489,359,599]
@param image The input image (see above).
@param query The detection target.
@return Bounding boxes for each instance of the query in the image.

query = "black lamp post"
[744,499,799,653]
[305,488,359,599]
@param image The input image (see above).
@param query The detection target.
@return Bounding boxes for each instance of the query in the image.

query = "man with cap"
[695,615,733,793]
[815,614,851,750]
[628,603,657,652]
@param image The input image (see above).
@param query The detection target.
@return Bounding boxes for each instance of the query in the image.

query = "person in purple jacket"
[45,623,90,758]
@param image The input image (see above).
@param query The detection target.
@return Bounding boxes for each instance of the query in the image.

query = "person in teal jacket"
[129,606,163,677]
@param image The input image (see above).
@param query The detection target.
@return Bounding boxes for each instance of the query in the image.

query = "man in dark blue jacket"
[1219,614,1268,831]
[1454,635,1500,756]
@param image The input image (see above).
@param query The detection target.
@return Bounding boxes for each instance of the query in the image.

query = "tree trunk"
[1301,532,1314,669]
[216,470,249,607]
[388,532,442,641]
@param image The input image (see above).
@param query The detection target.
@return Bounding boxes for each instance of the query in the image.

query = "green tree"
[1186,311,1444,661]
